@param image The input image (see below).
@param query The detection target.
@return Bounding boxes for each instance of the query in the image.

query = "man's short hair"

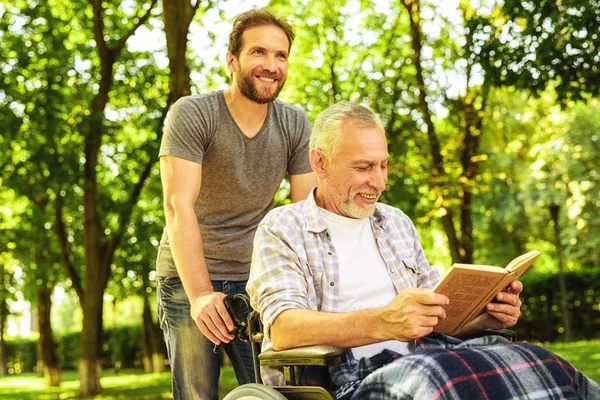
[310,101,384,160]
[228,9,295,58]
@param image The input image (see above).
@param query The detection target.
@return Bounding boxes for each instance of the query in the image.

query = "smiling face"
[228,25,289,104]
[313,119,389,219]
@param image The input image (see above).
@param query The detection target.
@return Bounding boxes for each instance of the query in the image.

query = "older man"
[247,101,599,399]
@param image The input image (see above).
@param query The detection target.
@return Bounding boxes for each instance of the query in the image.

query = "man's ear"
[310,149,327,178]
[226,51,236,74]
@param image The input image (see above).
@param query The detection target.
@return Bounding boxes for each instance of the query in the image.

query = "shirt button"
[329,281,335,286]
[390,268,395,273]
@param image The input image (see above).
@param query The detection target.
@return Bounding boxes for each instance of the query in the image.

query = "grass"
[0,367,237,400]
[543,340,600,383]
[1,341,598,399]
[0,369,174,400]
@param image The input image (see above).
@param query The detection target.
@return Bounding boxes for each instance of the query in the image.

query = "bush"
[6,268,599,373]
[517,268,600,342]
[5,338,37,374]
[5,324,148,373]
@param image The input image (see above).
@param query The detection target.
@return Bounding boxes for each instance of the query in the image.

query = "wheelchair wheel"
[223,383,287,400]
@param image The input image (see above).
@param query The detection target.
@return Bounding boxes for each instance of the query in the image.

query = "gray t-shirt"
[156,91,312,280]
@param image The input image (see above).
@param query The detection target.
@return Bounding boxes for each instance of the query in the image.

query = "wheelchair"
[222,294,517,400]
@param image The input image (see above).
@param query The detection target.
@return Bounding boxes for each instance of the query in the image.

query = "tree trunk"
[400,0,463,262]
[78,121,106,395]
[77,1,158,394]
[399,0,493,264]
[78,3,117,393]
[141,296,165,373]
[78,286,105,396]
[549,203,572,341]
[457,90,487,264]
[162,0,197,102]
[37,286,61,386]
[0,298,7,377]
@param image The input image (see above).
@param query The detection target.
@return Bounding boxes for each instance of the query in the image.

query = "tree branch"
[113,0,159,56]
[400,0,462,262]
[54,191,85,304]
[89,0,109,59]
[101,99,171,272]
[192,0,202,14]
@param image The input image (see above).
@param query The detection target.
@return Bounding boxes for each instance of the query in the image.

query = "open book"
[433,250,541,335]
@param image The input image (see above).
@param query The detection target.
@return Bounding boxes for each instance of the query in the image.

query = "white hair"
[309,101,384,160]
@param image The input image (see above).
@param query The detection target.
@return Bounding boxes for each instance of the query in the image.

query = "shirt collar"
[303,187,388,233]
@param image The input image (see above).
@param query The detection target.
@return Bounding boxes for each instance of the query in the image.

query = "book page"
[433,269,505,334]
[433,250,541,335]
[436,273,501,317]
[505,250,541,273]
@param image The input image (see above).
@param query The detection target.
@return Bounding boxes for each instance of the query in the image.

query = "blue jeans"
[157,277,254,400]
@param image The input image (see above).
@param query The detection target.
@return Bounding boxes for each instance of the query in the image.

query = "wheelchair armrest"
[459,328,517,342]
[258,345,346,367]
[488,328,517,341]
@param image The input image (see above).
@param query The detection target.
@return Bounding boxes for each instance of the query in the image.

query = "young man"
[247,101,600,399]
[156,9,316,400]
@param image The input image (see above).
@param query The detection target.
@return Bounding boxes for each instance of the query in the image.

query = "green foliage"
[3,338,36,375]
[0,254,21,333]
[0,0,84,304]
[0,0,170,314]
[4,324,158,373]
[269,0,433,217]
[219,366,238,399]
[472,89,600,268]
[1,0,600,381]
[518,267,600,342]
[474,0,600,103]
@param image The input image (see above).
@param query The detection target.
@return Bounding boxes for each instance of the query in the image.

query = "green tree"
[0,0,168,393]
[479,89,600,340]
[272,0,508,264]
[78,1,159,392]
[0,187,24,376]
[0,0,87,384]
[521,98,600,340]
[478,0,600,103]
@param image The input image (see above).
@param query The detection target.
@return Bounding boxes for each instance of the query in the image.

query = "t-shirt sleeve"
[287,111,313,175]
[159,96,213,164]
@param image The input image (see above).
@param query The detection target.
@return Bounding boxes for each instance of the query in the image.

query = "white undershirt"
[319,207,412,359]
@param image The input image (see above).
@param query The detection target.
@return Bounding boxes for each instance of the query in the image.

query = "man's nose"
[371,168,387,191]
[263,55,277,72]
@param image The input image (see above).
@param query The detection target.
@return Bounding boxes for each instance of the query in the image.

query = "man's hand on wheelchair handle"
[190,290,235,345]
[378,288,449,341]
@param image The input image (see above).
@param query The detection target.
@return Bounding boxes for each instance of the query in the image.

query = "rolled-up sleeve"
[248,218,310,341]
[403,216,440,289]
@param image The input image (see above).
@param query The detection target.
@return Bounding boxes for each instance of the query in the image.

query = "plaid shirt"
[247,189,441,385]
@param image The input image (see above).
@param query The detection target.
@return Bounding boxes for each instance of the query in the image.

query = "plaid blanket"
[329,333,600,400]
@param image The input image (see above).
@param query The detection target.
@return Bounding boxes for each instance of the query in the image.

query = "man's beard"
[235,67,285,104]
[329,185,377,219]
